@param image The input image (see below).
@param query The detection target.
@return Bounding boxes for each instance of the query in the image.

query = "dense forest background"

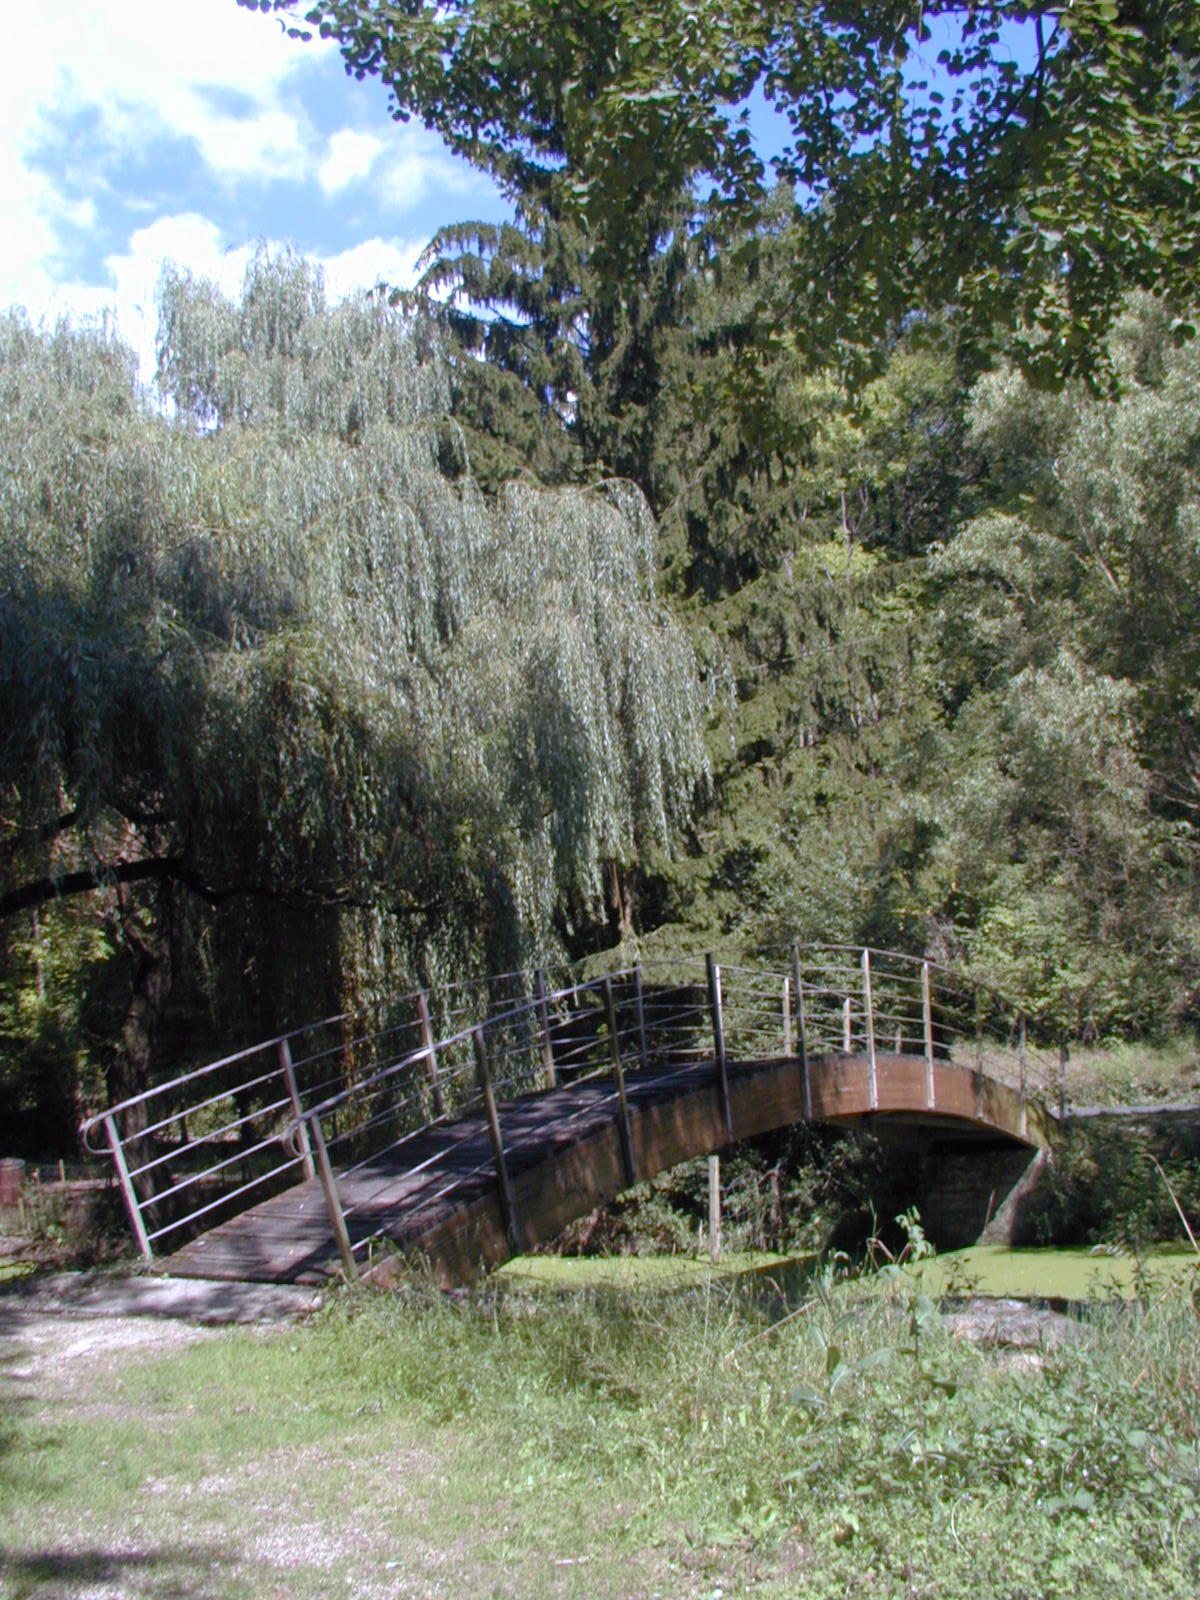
[4,1,1200,1155]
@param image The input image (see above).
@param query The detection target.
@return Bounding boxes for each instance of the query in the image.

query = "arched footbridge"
[82,948,1062,1288]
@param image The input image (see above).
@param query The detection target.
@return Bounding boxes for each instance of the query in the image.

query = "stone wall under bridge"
[884,1103,1200,1251]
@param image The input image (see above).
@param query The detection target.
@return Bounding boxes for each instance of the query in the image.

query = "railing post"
[843,996,852,1054]
[633,963,650,1073]
[791,942,811,1120]
[921,961,935,1109]
[782,976,793,1057]
[103,1113,153,1261]
[278,1039,316,1181]
[705,953,734,1144]
[602,978,637,1188]
[861,948,878,1109]
[474,1028,520,1254]
[307,1111,358,1281]
[534,968,557,1089]
[417,989,446,1117]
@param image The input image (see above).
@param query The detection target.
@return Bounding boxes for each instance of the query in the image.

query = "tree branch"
[0,856,444,922]
[0,857,216,921]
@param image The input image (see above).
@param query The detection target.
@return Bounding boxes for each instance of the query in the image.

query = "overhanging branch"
[0,855,445,922]
[1,857,217,921]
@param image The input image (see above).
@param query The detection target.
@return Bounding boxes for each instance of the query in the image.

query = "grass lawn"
[4,1258,1199,1599]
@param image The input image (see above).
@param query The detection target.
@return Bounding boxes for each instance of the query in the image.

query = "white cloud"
[0,1,328,315]
[0,0,500,371]
[0,151,62,314]
[319,130,385,194]
[378,146,480,213]
[4,3,330,169]
[321,237,426,299]
[25,213,427,385]
[181,106,311,186]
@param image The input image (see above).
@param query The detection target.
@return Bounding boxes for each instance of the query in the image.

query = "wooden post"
[708,1154,722,1264]
[633,964,650,1072]
[534,968,557,1089]
[861,948,878,1109]
[791,942,811,1120]
[1058,1041,1068,1120]
[417,989,446,1117]
[307,1111,358,1281]
[843,995,852,1054]
[782,976,793,1057]
[603,978,637,1188]
[278,1038,316,1181]
[706,954,734,1144]
[103,1114,153,1261]
[474,1028,519,1254]
[921,962,935,1109]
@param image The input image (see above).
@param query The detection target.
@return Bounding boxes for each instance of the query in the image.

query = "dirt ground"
[0,1273,354,1600]
[0,1272,633,1600]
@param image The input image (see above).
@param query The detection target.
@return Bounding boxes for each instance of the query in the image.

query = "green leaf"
[852,1346,895,1376]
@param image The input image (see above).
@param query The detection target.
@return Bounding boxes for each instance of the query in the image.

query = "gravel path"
[1,1272,323,1399]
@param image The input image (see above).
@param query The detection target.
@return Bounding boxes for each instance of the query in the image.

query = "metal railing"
[81,944,1063,1276]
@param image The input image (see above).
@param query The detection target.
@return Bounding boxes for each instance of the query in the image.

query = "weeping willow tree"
[0,249,707,1129]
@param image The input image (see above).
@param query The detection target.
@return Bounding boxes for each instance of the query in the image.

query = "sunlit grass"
[5,1260,1200,1597]
[1065,1033,1200,1107]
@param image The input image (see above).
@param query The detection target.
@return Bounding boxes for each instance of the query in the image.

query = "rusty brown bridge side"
[81,948,1061,1289]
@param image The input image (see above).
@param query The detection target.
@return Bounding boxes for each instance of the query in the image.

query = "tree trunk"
[607,860,635,942]
[105,886,173,1191]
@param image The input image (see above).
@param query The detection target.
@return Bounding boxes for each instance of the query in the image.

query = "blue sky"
[5,3,1038,381]
[2,0,509,376]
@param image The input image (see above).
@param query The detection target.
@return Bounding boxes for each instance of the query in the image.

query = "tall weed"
[308,1263,1200,1595]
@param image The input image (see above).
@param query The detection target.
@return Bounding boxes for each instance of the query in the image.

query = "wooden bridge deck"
[161,1048,1050,1288]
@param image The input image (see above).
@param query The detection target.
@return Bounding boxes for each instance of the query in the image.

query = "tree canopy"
[5,8,1200,1153]
[0,251,708,1122]
[252,0,1200,387]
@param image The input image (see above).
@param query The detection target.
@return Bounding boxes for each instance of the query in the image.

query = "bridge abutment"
[917,1142,1050,1249]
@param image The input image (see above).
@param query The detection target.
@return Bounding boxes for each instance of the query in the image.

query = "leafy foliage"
[914,299,1200,1032]
[256,1,1200,388]
[0,251,708,1112]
